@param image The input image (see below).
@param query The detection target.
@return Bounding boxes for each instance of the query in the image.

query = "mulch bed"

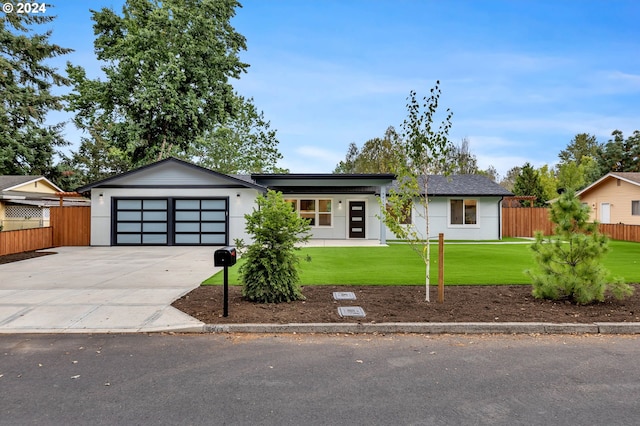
[0,251,56,265]
[172,284,640,324]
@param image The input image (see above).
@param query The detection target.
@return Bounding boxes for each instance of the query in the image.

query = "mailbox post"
[214,246,237,317]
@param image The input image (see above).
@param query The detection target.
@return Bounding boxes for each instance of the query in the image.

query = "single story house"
[577,172,640,225]
[0,175,87,231]
[76,157,512,246]
[385,175,514,241]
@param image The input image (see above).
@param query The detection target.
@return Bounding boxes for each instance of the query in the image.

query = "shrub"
[240,190,311,303]
[526,190,633,304]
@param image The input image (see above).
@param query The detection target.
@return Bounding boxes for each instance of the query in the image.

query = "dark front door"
[348,201,365,238]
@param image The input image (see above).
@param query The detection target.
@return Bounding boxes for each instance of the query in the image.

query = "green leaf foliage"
[0,6,72,177]
[513,162,547,206]
[240,190,311,303]
[526,190,633,304]
[184,95,284,174]
[66,0,249,167]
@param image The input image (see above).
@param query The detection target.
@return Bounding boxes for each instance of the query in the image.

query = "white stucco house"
[386,175,514,241]
[76,157,512,246]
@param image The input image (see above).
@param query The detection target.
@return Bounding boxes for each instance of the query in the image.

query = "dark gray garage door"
[113,197,228,246]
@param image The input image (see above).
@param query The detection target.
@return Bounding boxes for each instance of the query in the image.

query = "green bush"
[526,190,633,304]
[240,190,311,303]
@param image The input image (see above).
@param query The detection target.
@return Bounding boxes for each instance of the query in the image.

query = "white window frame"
[632,200,640,216]
[285,198,334,228]
[448,198,480,228]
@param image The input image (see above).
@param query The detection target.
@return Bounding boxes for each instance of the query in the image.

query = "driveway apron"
[0,246,216,333]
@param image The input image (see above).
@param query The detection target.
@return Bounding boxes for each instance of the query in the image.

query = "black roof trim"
[251,173,396,180]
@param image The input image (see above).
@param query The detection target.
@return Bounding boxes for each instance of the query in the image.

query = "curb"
[201,322,640,335]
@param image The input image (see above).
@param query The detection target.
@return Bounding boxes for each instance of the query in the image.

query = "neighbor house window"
[285,199,332,227]
[450,199,477,225]
[633,200,640,216]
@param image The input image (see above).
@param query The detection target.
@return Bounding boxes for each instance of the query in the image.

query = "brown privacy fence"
[0,206,90,256]
[50,206,91,246]
[502,207,640,243]
[502,208,553,237]
[0,227,54,256]
[599,223,640,243]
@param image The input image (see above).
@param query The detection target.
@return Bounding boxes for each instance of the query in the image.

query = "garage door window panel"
[115,198,169,246]
[173,198,228,246]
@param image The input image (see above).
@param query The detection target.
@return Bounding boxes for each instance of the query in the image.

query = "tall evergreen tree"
[598,130,640,173]
[513,162,547,207]
[0,6,72,176]
[559,133,601,164]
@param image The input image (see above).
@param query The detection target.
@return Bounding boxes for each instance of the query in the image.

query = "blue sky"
[43,0,640,177]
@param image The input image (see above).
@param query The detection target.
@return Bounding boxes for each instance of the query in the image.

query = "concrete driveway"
[0,246,218,333]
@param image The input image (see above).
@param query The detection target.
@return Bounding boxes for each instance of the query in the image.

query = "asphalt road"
[1,333,639,425]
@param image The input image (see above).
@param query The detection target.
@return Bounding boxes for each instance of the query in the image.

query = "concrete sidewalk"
[0,246,213,333]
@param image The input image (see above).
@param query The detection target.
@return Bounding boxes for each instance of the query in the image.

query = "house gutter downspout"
[499,196,504,240]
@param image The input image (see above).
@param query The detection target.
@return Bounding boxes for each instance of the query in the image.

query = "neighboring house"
[577,172,640,225]
[0,176,88,231]
[76,157,512,246]
[385,175,514,241]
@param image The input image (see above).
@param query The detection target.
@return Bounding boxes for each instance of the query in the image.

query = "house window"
[450,199,477,225]
[633,201,640,216]
[285,199,332,227]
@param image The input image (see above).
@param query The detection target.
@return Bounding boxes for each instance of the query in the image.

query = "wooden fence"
[50,206,91,246]
[0,206,90,256]
[502,207,640,242]
[0,227,54,256]
[502,207,553,237]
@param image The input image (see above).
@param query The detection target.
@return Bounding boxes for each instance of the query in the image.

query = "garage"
[113,197,228,246]
[76,158,266,246]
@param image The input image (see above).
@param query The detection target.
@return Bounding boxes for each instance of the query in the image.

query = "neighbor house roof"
[0,175,62,192]
[390,174,513,197]
[577,172,640,197]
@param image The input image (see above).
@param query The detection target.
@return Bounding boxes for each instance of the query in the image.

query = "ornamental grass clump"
[240,190,311,303]
[526,190,633,304]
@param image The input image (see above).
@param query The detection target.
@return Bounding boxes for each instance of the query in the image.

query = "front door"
[600,203,611,224]
[348,201,365,238]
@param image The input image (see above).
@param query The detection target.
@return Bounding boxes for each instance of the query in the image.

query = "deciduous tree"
[185,95,284,174]
[66,0,249,167]
[382,82,453,301]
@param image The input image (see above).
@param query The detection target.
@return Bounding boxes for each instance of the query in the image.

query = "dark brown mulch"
[172,284,640,324]
[0,251,56,265]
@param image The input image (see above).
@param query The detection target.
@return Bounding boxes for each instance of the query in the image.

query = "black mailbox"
[214,246,237,267]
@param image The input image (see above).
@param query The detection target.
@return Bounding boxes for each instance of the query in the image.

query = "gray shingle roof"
[391,174,513,196]
[0,175,41,191]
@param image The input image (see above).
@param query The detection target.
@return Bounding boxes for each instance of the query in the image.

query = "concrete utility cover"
[338,306,366,318]
[333,291,356,300]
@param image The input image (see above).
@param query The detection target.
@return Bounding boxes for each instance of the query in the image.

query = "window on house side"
[450,199,477,225]
[632,200,640,216]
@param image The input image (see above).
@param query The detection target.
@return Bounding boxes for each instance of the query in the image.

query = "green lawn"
[204,240,640,286]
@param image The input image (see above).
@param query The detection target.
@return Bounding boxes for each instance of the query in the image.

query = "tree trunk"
[424,179,430,302]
